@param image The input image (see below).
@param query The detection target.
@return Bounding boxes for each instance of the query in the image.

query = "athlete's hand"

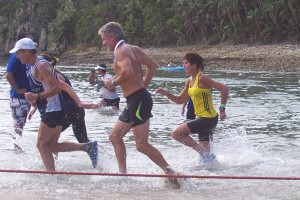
[27,106,37,121]
[105,79,114,90]
[219,111,226,120]
[181,107,185,116]
[156,88,167,96]
[24,92,38,104]
[91,103,101,109]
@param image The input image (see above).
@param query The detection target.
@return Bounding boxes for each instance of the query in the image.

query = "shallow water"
[0,66,299,200]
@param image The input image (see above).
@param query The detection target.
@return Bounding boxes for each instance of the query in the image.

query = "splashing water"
[0,67,299,199]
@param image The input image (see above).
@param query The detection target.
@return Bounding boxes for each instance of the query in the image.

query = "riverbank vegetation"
[1,0,300,52]
[51,0,300,47]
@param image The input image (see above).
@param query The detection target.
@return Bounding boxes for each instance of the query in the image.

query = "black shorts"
[119,88,153,127]
[104,97,120,108]
[186,115,218,141]
[41,111,63,128]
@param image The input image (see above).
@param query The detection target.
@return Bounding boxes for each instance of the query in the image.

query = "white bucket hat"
[9,38,37,53]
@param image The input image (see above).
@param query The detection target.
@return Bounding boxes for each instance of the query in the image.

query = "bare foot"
[164,167,181,189]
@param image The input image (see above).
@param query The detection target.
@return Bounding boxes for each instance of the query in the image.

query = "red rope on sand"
[0,169,299,180]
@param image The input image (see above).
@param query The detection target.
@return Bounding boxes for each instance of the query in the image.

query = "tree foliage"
[1,0,300,52]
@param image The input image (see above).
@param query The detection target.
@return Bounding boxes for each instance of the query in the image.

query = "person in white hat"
[93,63,120,110]
[80,64,120,110]
[9,38,98,171]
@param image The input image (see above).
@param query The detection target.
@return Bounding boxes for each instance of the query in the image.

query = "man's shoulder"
[122,43,141,52]
[127,44,142,51]
[6,54,23,71]
[37,60,52,69]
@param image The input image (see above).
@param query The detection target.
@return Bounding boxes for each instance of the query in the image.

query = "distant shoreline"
[1,44,300,72]
[58,43,300,72]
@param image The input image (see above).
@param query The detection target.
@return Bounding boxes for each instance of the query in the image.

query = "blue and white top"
[27,56,64,115]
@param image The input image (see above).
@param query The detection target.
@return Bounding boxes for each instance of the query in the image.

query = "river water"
[0,66,299,200]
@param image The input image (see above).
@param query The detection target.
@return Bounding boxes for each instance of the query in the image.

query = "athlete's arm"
[156,78,190,104]
[200,75,229,105]
[139,48,157,87]
[78,102,100,109]
[58,78,99,109]
[6,72,27,94]
[106,49,134,90]
[57,78,81,105]
[37,62,61,99]
[181,99,189,116]
[27,105,37,121]
[24,62,61,104]
[200,75,229,120]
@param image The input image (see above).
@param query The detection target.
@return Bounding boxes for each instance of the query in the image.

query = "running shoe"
[200,153,216,164]
[87,141,98,168]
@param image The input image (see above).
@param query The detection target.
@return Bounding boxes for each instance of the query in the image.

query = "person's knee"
[109,133,122,144]
[48,143,58,152]
[37,140,46,152]
[135,143,145,153]
[171,130,181,141]
[135,141,149,153]
[37,137,57,152]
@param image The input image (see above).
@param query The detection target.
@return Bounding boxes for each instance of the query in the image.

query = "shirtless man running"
[98,22,180,188]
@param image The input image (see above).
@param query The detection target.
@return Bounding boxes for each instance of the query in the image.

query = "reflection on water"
[0,66,299,199]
